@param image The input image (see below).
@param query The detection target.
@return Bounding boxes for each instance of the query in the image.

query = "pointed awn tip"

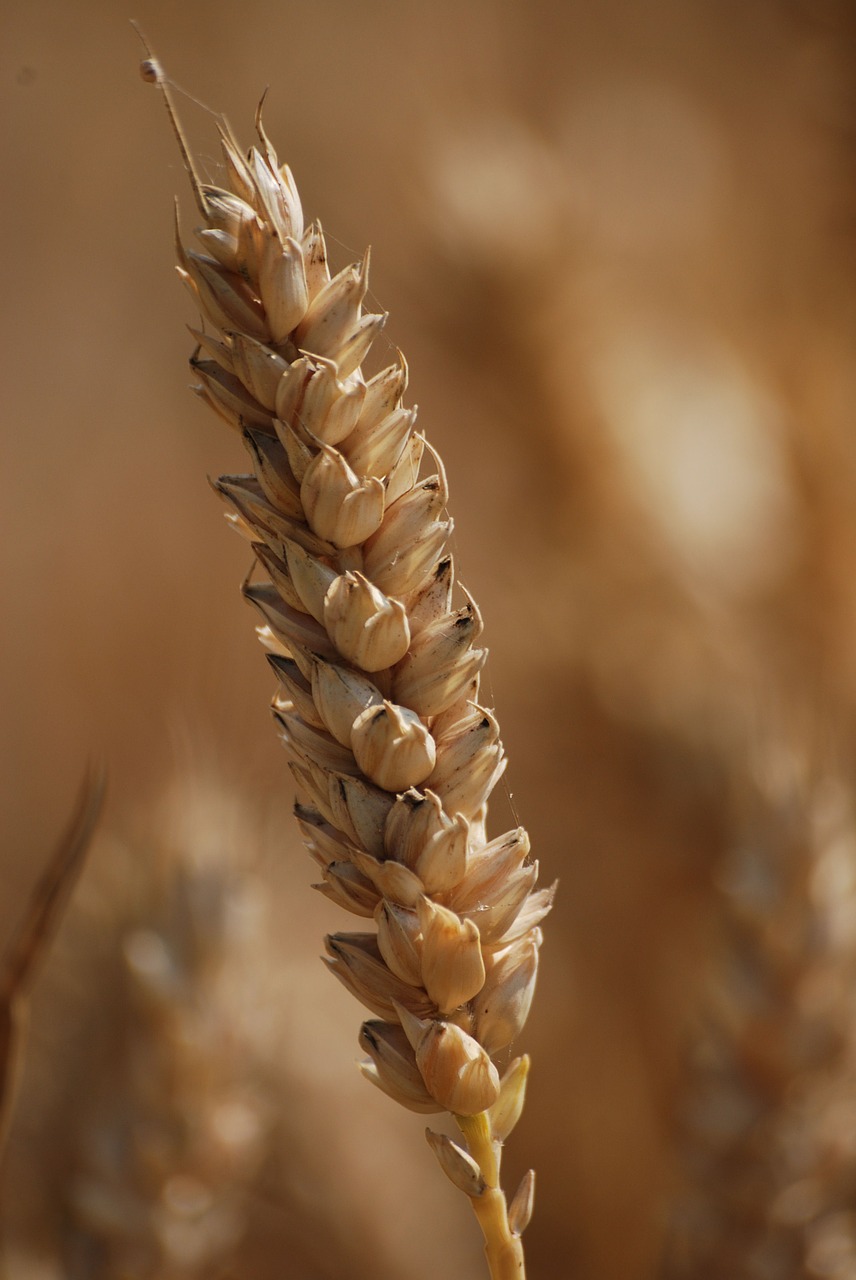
[133,23,207,219]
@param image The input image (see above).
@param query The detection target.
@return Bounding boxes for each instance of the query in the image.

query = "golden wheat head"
[142,46,552,1278]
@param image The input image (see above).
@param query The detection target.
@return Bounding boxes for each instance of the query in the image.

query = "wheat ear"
[142,49,552,1279]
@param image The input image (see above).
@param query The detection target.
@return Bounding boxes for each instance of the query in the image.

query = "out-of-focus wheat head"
[57,783,275,1279]
[662,745,856,1280]
[142,50,552,1279]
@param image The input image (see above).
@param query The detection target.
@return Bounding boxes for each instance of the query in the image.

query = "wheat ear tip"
[134,24,207,218]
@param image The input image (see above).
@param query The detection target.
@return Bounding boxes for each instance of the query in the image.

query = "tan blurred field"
[2,2,855,1277]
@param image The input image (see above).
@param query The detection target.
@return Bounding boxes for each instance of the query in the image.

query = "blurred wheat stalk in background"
[46,785,277,1279]
[662,747,856,1280]
[0,774,102,1164]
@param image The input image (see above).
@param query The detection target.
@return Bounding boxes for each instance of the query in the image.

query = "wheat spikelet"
[141,46,551,1279]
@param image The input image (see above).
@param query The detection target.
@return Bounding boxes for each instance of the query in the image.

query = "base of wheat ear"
[143,49,552,1280]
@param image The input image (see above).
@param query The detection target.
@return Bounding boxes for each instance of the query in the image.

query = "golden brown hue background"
[2,1,855,1277]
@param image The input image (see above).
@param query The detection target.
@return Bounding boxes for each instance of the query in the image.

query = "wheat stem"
[457,1112,525,1280]
[0,770,103,1162]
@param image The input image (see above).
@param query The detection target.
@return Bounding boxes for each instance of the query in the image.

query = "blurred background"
[2,1,856,1276]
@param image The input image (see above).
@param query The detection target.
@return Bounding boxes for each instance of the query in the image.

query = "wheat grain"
[142,46,551,1279]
